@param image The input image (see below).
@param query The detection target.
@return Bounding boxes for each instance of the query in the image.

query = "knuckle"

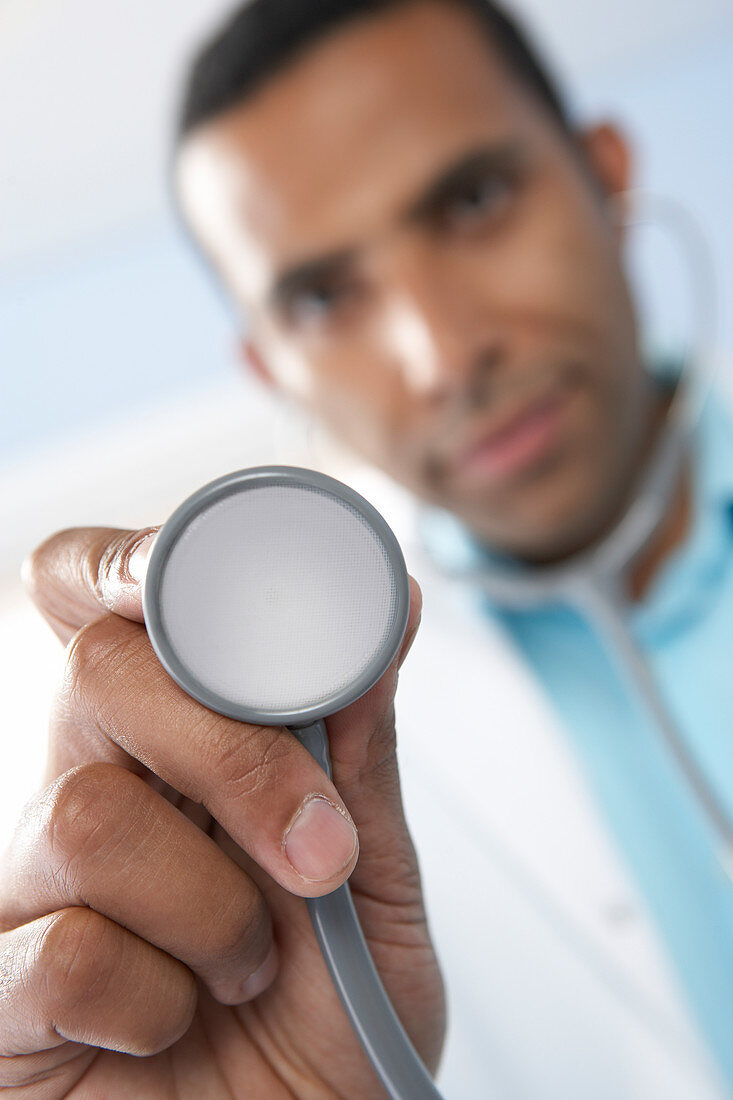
[59,616,146,719]
[132,969,198,1056]
[61,619,111,707]
[64,616,114,685]
[204,723,292,803]
[199,886,270,969]
[133,1007,195,1059]
[30,912,196,1061]
[38,907,116,1012]
[43,763,141,869]
[20,529,74,607]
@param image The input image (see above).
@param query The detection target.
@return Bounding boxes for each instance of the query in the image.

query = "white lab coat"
[393,546,730,1100]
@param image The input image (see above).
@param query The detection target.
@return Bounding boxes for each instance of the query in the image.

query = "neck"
[597,380,693,602]
[456,382,695,597]
[627,449,692,601]
[513,383,693,599]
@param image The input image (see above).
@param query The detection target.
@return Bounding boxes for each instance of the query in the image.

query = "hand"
[0,526,445,1098]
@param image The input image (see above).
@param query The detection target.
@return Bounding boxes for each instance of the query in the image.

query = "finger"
[397,575,423,670]
[0,763,277,1006]
[327,574,422,787]
[325,576,425,906]
[50,618,360,896]
[22,526,158,642]
[0,907,196,1059]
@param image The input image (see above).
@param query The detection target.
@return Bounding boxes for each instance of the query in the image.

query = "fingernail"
[283,796,358,882]
[127,531,157,584]
[102,530,158,617]
[238,942,279,1002]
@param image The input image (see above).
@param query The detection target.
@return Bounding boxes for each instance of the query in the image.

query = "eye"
[288,279,359,326]
[439,171,514,230]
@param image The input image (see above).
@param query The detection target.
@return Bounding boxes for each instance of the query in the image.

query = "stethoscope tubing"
[568,577,733,881]
[293,719,444,1100]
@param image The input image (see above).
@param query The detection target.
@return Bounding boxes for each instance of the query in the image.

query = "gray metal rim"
[142,466,411,727]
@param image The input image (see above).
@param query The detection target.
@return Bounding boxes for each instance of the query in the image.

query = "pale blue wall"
[2,17,731,466]
[0,214,234,464]
[576,20,733,374]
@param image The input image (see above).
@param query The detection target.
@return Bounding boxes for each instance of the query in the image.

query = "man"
[1,0,731,1096]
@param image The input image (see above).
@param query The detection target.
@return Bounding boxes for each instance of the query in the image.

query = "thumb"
[320,578,447,1072]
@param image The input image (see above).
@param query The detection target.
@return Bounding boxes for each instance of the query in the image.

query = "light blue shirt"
[422,394,733,1093]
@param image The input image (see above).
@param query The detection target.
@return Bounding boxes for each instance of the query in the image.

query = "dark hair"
[177,0,570,142]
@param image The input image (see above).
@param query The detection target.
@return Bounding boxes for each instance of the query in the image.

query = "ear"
[237,338,277,390]
[578,121,633,201]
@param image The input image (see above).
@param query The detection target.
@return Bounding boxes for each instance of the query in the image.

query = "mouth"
[444,384,575,488]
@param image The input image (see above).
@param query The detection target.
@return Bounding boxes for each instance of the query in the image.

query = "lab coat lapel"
[339,468,722,1087]
[395,549,716,1056]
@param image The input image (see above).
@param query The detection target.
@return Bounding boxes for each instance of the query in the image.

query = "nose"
[374,255,503,403]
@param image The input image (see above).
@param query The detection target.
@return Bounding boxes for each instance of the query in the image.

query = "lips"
[446,388,572,486]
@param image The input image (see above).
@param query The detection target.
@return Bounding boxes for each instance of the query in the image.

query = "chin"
[463,466,613,565]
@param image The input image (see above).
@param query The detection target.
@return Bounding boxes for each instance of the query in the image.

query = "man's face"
[177,0,654,560]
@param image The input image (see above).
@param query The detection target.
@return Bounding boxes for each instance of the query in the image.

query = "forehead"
[176,0,550,301]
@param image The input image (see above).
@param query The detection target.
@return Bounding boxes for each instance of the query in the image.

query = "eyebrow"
[268,139,526,310]
[402,139,526,223]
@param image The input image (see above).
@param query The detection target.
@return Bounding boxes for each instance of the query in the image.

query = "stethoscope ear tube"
[293,719,445,1100]
[443,188,730,880]
[567,578,733,883]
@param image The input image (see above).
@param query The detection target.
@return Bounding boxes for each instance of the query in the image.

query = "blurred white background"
[1,0,732,844]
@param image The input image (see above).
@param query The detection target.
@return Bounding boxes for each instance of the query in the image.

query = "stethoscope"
[143,467,443,1099]
[140,191,720,1099]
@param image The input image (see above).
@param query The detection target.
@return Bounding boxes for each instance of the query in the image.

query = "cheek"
[265,328,413,467]
[473,176,639,445]
[256,329,316,402]
[469,171,634,364]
